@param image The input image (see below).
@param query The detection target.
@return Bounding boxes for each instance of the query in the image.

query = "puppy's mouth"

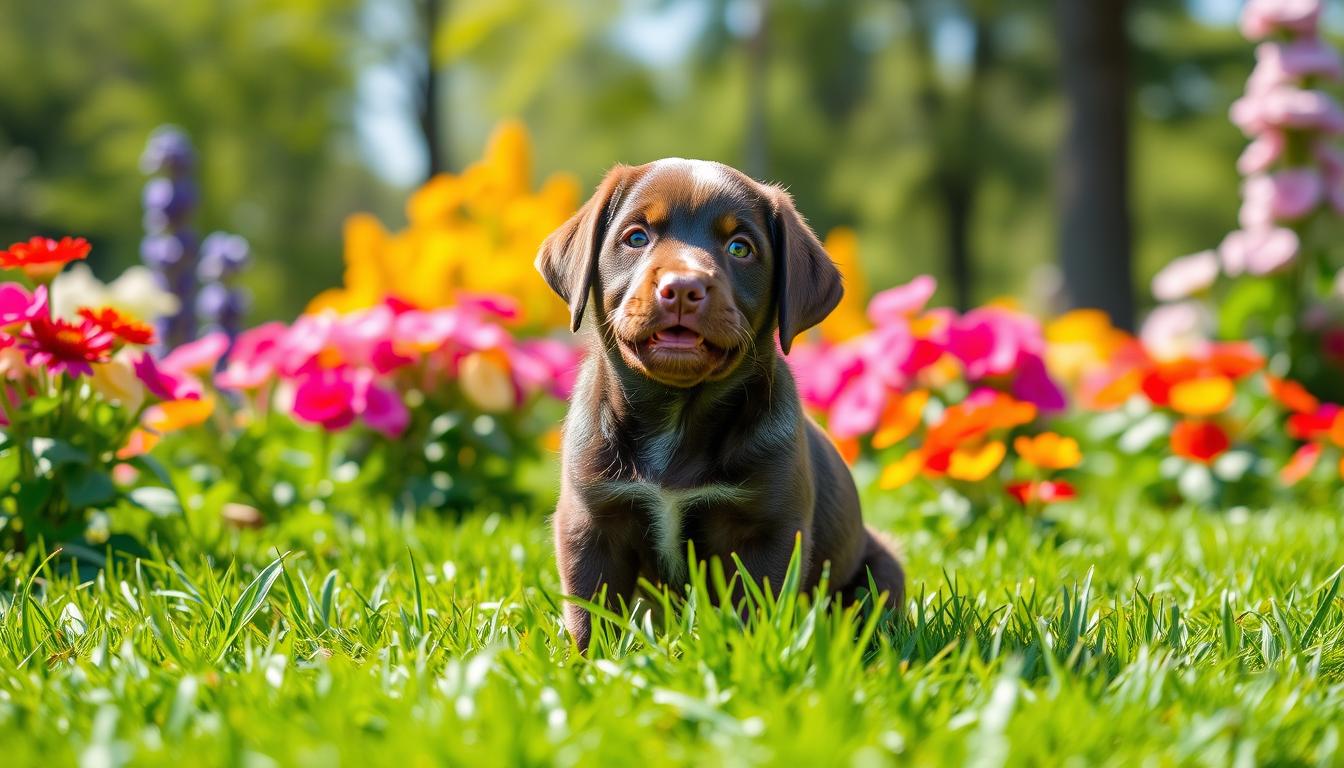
[619,323,742,387]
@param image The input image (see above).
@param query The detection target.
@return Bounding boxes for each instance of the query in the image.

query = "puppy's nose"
[656,272,709,316]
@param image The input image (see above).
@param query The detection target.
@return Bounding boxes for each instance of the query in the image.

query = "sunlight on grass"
[2,500,1342,765]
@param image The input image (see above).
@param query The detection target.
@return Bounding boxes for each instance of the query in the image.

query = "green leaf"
[29,437,89,471]
[14,476,53,514]
[127,487,183,518]
[61,466,116,509]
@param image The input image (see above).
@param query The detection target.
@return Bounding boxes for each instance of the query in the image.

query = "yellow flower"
[144,397,215,433]
[1013,432,1082,470]
[1045,309,1131,386]
[947,441,1007,481]
[816,227,871,342]
[307,121,580,329]
[459,350,516,413]
[878,451,926,490]
[91,358,145,413]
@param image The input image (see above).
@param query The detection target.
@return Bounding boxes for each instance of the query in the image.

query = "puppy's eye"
[623,228,649,248]
[727,238,753,259]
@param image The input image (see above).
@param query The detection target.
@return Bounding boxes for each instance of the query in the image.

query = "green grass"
[2,484,1344,766]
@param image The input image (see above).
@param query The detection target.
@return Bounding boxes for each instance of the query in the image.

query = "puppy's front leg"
[555,511,636,652]
[716,530,808,615]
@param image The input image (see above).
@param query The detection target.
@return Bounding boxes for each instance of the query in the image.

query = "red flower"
[1170,419,1230,464]
[1006,479,1077,505]
[78,306,156,346]
[0,237,91,281]
[19,315,114,378]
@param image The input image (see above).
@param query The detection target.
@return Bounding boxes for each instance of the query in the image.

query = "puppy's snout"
[656,272,709,316]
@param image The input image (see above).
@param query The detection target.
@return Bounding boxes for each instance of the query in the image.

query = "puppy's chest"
[589,478,748,584]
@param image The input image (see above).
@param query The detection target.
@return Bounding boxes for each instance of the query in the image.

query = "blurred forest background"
[2,0,1339,326]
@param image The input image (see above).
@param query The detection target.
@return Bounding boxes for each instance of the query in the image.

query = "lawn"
[3,482,1342,767]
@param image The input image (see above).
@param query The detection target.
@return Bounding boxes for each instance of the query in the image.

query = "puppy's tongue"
[653,326,702,349]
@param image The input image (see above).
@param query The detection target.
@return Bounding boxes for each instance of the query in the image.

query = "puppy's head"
[536,159,842,388]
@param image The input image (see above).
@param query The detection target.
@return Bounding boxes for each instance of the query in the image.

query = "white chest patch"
[591,480,750,585]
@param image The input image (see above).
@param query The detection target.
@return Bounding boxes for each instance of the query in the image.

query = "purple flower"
[139,126,196,175]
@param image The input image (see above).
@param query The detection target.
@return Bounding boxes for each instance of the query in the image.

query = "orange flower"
[872,389,929,449]
[1006,479,1077,505]
[116,428,161,460]
[947,441,1006,481]
[1078,367,1143,411]
[925,393,1035,455]
[878,450,925,489]
[1206,343,1264,380]
[1168,376,1235,417]
[1013,432,1082,470]
[1281,442,1322,485]
[1170,420,1229,464]
[1265,375,1318,415]
[833,436,860,466]
[0,236,91,282]
[78,306,156,346]
[144,397,215,433]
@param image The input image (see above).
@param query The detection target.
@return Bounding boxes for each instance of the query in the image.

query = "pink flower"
[1151,250,1220,302]
[216,322,287,390]
[867,275,937,326]
[355,372,409,438]
[827,370,887,439]
[1237,130,1285,175]
[787,342,864,411]
[1240,0,1321,40]
[290,369,358,431]
[1247,40,1343,94]
[1140,302,1212,361]
[133,353,203,401]
[511,338,584,400]
[946,307,1040,380]
[1231,87,1344,136]
[0,283,47,327]
[1219,227,1300,276]
[160,331,229,374]
[1240,170,1324,227]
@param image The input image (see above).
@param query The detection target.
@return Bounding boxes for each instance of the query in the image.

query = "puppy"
[536,159,904,649]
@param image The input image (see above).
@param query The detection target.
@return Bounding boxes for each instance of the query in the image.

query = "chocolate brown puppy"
[536,159,903,649]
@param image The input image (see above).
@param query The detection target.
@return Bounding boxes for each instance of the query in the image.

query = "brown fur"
[536,159,904,650]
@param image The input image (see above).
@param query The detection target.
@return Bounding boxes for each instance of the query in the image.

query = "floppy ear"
[535,165,635,333]
[768,186,843,354]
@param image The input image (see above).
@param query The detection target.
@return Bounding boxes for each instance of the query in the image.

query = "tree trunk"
[743,0,769,180]
[1056,0,1135,329]
[418,0,447,179]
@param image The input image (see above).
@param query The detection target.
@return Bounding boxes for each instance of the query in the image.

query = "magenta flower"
[355,373,409,438]
[787,342,864,412]
[1151,250,1220,302]
[867,275,937,326]
[1219,227,1300,276]
[216,321,287,390]
[290,369,358,431]
[133,353,202,401]
[0,283,47,327]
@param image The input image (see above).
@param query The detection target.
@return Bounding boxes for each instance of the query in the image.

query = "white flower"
[51,264,179,321]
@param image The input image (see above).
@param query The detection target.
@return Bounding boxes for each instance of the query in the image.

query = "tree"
[1056,0,1136,329]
